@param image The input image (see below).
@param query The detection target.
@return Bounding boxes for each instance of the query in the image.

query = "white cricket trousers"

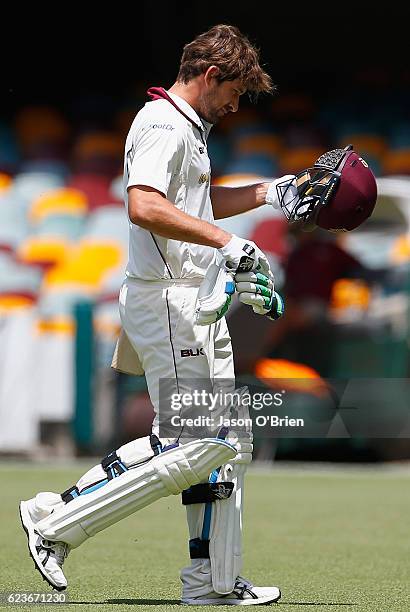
[119,277,244,596]
[119,277,235,424]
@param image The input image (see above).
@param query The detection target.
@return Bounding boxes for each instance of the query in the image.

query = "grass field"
[0,462,409,611]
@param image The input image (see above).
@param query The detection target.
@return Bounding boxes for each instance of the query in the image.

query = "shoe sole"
[181,589,281,605]
[19,501,67,592]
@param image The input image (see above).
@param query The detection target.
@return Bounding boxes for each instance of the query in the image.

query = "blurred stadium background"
[1,5,409,464]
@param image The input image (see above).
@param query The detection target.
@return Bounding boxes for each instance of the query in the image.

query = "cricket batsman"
[19,24,377,604]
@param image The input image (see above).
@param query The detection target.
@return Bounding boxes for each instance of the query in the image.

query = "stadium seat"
[381,150,410,175]
[330,278,371,317]
[11,171,65,209]
[250,217,288,261]
[338,134,387,159]
[15,106,70,155]
[29,187,88,223]
[110,175,123,201]
[278,147,324,174]
[17,237,72,270]
[33,214,86,242]
[0,252,42,298]
[68,173,117,209]
[43,240,125,293]
[0,195,29,252]
[72,131,123,176]
[235,133,282,157]
[0,173,12,194]
[19,159,69,181]
[224,154,278,178]
[84,206,128,245]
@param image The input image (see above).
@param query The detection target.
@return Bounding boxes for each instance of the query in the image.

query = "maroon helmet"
[276,145,378,231]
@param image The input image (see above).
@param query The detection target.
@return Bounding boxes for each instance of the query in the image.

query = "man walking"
[20,24,294,604]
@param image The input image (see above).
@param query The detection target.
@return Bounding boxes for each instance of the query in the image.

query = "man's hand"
[265,173,328,224]
[265,175,298,212]
[217,235,271,276]
[235,271,285,321]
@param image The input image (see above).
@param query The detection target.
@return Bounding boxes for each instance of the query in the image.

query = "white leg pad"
[75,436,157,493]
[181,441,253,597]
[35,439,236,549]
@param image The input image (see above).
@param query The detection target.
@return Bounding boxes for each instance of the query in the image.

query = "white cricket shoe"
[19,499,69,591]
[181,577,281,605]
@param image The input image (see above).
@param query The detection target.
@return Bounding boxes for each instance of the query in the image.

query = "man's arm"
[211,183,270,219]
[128,185,231,248]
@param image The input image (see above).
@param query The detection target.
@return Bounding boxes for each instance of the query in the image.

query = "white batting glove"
[216,235,272,277]
[266,174,318,220]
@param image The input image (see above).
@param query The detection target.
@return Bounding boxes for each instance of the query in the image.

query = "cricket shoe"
[19,499,69,591]
[181,577,281,605]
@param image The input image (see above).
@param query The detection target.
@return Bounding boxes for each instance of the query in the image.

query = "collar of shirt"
[146,87,212,140]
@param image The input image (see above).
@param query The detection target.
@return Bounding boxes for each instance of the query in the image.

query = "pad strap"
[101,451,127,480]
[61,486,80,503]
[182,482,234,505]
[189,537,210,559]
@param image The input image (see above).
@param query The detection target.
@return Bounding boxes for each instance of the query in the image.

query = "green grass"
[0,462,409,611]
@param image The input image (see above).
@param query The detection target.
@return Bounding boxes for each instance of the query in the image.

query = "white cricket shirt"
[123,89,216,280]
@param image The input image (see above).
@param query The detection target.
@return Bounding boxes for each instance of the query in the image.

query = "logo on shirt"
[149,123,175,131]
[198,172,210,185]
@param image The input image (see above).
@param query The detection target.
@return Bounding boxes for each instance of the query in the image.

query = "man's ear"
[204,65,220,87]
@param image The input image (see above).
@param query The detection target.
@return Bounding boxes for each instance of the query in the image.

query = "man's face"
[198,77,246,124]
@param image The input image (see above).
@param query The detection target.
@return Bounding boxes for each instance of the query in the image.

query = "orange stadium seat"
[15,106,70,145]
[278,147,324,174]
[330,278,371,314]
[236,133,282,157]
[0,173,12,194]
[43,240,125,293]
[17,237,72,269]
[29,187,88,223]
[338,134,387,159]
[72,132,123,176]
[381,150,410,175]
[390,235,410,264]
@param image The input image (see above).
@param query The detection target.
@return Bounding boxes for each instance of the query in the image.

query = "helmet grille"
[315,148,346,170]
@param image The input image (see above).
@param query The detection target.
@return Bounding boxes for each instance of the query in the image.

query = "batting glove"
[266,174,322,222]
[235,271,285,321]
[217,235,272,277]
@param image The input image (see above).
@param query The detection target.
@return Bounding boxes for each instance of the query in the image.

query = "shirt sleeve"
[126,122,183,196]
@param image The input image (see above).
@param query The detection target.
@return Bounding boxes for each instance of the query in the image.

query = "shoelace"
[52,542,69,566]
[41,540,68,566]
[233,577,257,600]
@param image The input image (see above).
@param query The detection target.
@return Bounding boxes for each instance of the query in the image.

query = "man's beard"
[197,91,220,125]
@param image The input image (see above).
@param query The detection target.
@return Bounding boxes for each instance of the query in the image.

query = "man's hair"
[177,24,273,98]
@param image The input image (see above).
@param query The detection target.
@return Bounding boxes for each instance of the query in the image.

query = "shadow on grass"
[67,599,181,606]
[283,604,356,607]
[67,599,356,607]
